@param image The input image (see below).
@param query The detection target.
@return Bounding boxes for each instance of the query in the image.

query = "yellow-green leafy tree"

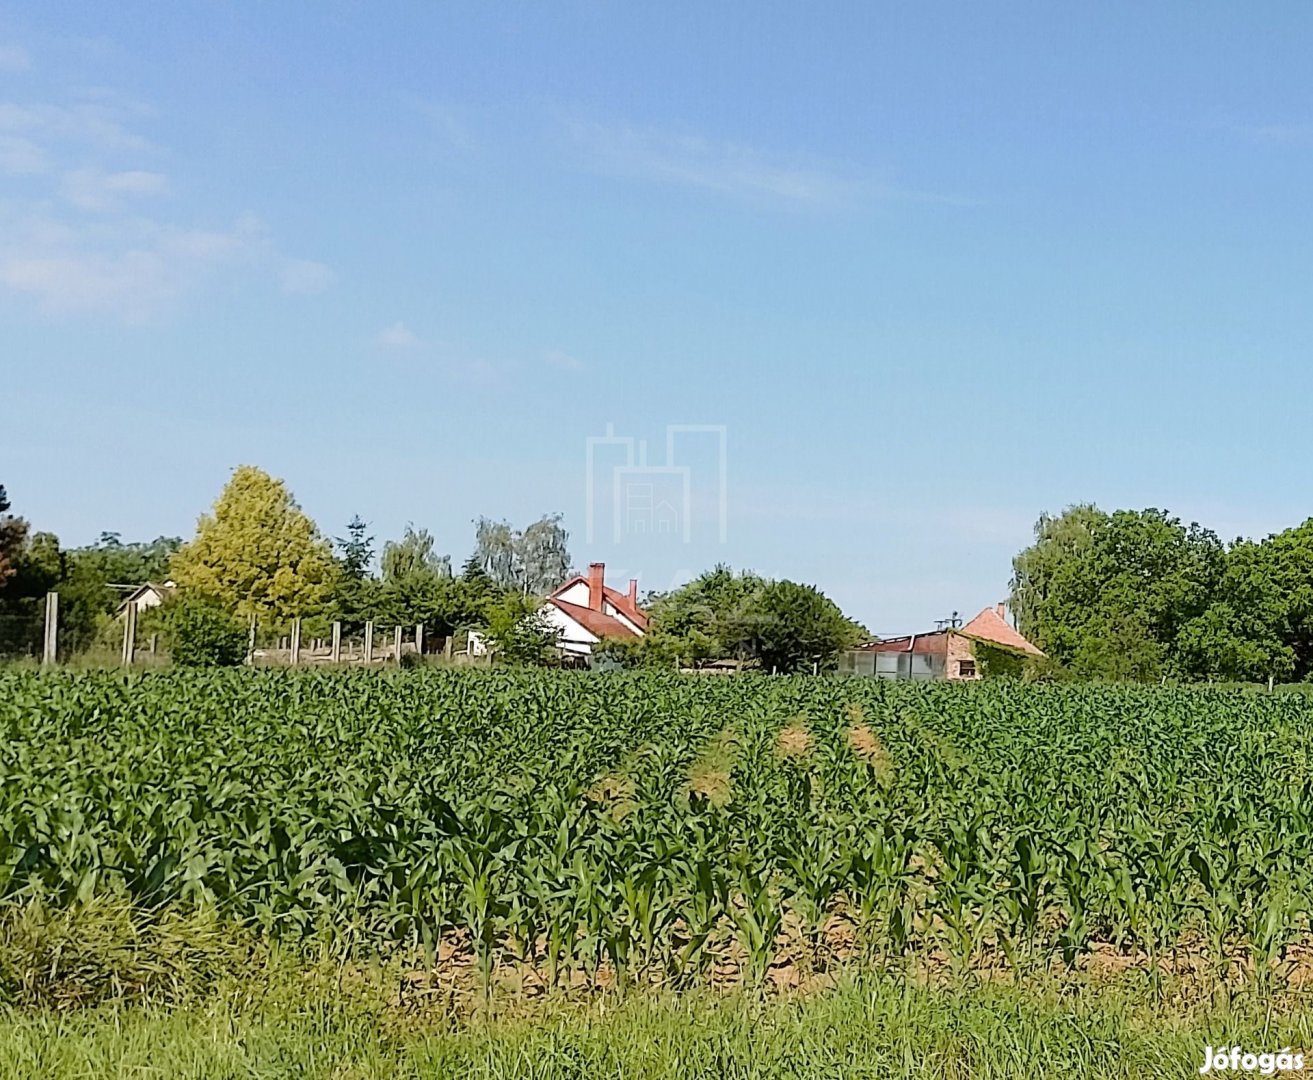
[170,466,334,620]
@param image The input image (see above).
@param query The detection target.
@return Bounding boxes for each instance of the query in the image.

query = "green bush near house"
[161,595,247,668]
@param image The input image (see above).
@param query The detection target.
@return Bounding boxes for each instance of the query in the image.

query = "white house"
[539,562,647,657]
[116,580,176,617]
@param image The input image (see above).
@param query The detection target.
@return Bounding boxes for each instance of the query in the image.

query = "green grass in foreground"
[4,976,1312,1080]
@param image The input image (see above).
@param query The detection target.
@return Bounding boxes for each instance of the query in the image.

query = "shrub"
[165,595,247,667]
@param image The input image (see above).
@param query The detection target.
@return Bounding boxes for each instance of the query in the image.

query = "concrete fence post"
[42,591,58,666]
[290,618,302,666]
[121,601,137,667]
[415,623,424,657]
[331,621,342,664]
[246,614,257,664]
[364,621,374,663]
[394,624,403,665]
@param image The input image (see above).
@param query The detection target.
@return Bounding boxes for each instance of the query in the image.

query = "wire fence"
[3,591,489,669]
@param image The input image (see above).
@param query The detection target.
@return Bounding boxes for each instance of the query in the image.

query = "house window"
[958,659,977,678]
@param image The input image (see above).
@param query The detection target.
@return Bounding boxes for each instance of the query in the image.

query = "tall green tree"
[1199,520,1313,681]
[0,509,62,656]
[378,525,456,630]
[451,553,505,628]
[382,525,451,585]
[622,565,860,671]
[327,515,379,630]
[473,514,572,596]
[70,532,181,587]
[0,484,27,591]
[749,578,864,673]
[170,466,334,620]
[642,564,767,666]
[336,515,374,580]
[1011,505,1227,681]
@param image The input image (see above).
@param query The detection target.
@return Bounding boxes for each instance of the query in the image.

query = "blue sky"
[4,2,1313,633]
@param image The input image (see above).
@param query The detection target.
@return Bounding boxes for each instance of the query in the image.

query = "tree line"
[0,467,574,662]
[1011,504,1313,683]
[1,466,865,671]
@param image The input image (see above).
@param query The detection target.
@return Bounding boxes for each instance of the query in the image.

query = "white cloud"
[0,134,46,174]
[544,349,584,371]
[0,85,328,318]
[0,99,150,151]
[377,321,421,349]
[62,167,169,210]
[0,46,30,73]
[0,214,268,319]
[280,258,334,295]
[565,120,857,207]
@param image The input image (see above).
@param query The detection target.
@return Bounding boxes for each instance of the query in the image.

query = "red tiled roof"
[603,585,649,629]
[958,607,1044,657]
[547,575,649,629]
[550,574,588,596]
[549,598,641,641]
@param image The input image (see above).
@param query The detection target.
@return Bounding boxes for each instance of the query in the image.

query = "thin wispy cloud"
[377,321,422,349]
[0,83,331,318]
[62,167,169,211]
[0,134,46,174]
[544,349,585,371]
[280,258,334,295]
[1204,116,1313,147]
[416,100,478,152]
[0,45,30,73]
[0,212,267,319]
[0,99,151,151]
[1244,123,1313,146]
[565,119,857,208]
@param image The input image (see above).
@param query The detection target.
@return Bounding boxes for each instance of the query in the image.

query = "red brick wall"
[946,633,978,680]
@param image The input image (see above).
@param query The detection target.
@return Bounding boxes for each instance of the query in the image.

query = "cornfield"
[3,669,1312,988]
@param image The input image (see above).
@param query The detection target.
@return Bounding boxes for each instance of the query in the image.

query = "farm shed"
[115,580,176,617]
[839,603,1043,681]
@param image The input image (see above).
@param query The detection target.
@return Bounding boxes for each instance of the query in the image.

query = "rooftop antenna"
[934,610,962,631]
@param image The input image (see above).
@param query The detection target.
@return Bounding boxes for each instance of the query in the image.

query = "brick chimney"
[996,602,1007,621]
[627,578,638,610]
[587,562,605,611]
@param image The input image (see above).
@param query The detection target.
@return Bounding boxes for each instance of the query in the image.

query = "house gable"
[538,563,648,656]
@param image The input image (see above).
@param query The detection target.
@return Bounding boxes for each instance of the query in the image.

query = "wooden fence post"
[42,591,58,666]
[121,601,137,666]
[331,621,342,664]
[290,618,301,666]
[364,621,374,663]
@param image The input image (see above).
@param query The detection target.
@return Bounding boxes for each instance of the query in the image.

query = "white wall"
[538,602,598,655]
